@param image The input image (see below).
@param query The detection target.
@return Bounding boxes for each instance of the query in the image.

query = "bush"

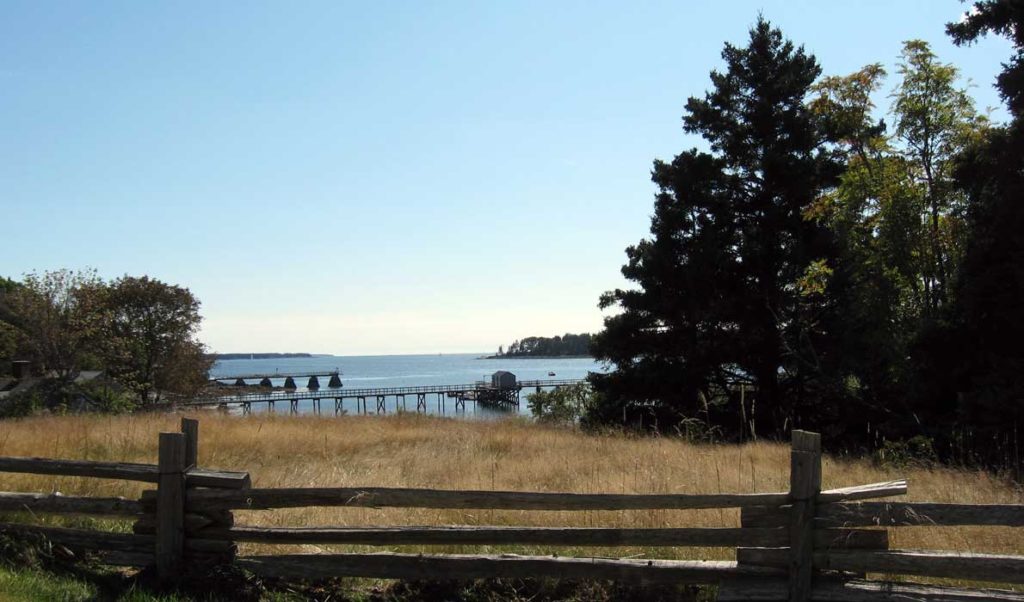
[874,435,938,468]
[76,381,136,414]
[0,389,44,418]
[527,383,597,426]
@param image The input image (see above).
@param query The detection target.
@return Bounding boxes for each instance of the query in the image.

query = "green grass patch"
[0,565,96,601]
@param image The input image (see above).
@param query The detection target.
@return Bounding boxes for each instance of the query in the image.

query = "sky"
[0,1,1013,355]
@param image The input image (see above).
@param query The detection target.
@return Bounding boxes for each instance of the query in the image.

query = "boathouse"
[491,370,517,389]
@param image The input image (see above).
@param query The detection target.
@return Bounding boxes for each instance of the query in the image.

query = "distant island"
[209,353,314,361]
[487,333,593,359]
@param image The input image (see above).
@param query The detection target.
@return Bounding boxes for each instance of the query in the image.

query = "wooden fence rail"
[0,420,1022,601]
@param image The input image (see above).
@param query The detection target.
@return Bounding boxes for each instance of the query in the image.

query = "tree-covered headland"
[492,333,593,358]
[582,7,1024,475]
[0,270,210,414]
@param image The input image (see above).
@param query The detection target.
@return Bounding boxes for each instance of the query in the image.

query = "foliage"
[100,276,208,405]
[75,380,138,414]
[586,13,1017,466]
[0,389,45,419]
[0,378,135,417]
[891,40,985,315]
[873,435,938,469]
[948,0,1024,118]
[527,383,597,425]
[590,18,844,436]
[499,333,592,357]
[0,270,106,382]
[0,322,18,376]
[804,40,987,445]
[0,271,211,413]
[923,1,1024,475]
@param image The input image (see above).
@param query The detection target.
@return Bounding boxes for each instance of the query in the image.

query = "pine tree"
[590,18,842,434]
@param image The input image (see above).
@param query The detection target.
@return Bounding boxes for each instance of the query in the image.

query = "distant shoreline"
[479,354,593,360]
[211,353,315,361]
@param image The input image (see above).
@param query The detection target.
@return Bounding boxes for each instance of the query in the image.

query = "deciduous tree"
[101,276,206,405]
[807,42,986,441]
[0,270,106,381]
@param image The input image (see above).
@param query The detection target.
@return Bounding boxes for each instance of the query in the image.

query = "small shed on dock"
[491,370,517,389]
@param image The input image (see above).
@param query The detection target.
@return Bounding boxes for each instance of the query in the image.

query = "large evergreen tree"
[590,19,843,435]
[931,2,1024,471]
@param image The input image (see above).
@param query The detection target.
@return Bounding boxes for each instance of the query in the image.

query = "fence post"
[180,418,199,470]
[156,432,186,583]
[789,430,821,602]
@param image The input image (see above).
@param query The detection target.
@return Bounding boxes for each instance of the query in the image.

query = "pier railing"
[185,378,584,408]
[0,419,1022,600]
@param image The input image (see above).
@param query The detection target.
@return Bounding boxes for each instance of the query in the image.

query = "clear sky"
[1,1,1012,355]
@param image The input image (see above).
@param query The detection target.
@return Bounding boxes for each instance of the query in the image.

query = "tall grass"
[0,412,1021,565]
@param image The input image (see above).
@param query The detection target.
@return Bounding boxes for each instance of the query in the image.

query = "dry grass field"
[0,411,1021,581]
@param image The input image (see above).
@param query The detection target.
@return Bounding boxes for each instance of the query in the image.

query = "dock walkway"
[184,379,584,415]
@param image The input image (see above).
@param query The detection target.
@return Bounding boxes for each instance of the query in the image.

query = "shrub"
[0,389,44,418]
[874,435,938,468]
[527,383,597,426]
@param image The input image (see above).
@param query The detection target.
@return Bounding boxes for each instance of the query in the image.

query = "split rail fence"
[0,419,1021,601]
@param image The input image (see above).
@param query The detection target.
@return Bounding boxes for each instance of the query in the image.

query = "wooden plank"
[742,505,789,528]
[816,502,1024,527]
[0,491,142,517]
[824,579,1024,601]
[816,480,907,504]
[203,525,886,550]
[822,549,1024,585]
[202,526,789,547]
[0,522,232,557]
[717,577,1024,601]
[134,508,233,534]
[133,513,215,535]
[0,456,248,489]
[180,418,199,470]
[744,501,1024,529]
[789,430,822,602]
[184,487,791,512]
[98,548,228,568]
[156,432,186,582]
[792,430,822,453]
[743,479,909,528]
[0,522,152,553]
[737,548,1024,585]
[234,552,784,584]
[0,456,159,482]
[185,469,251,490]
[738,546,814,568]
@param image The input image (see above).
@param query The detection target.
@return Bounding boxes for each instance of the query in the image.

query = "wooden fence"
[0,419,1022,601]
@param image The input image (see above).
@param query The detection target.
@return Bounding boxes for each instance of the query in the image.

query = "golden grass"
[0,411,1021,570]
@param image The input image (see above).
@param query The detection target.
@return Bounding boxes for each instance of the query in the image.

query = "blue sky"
[1,1,1012,355]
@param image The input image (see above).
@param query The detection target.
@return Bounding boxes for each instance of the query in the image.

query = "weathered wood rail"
[0,421,1022,601]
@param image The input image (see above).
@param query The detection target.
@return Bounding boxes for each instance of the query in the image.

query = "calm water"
[209,353,606,418]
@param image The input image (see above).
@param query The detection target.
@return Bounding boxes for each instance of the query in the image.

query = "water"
[209,353,606,418]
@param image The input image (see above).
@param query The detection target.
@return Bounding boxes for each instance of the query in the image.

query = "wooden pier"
[184,379,583,415]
